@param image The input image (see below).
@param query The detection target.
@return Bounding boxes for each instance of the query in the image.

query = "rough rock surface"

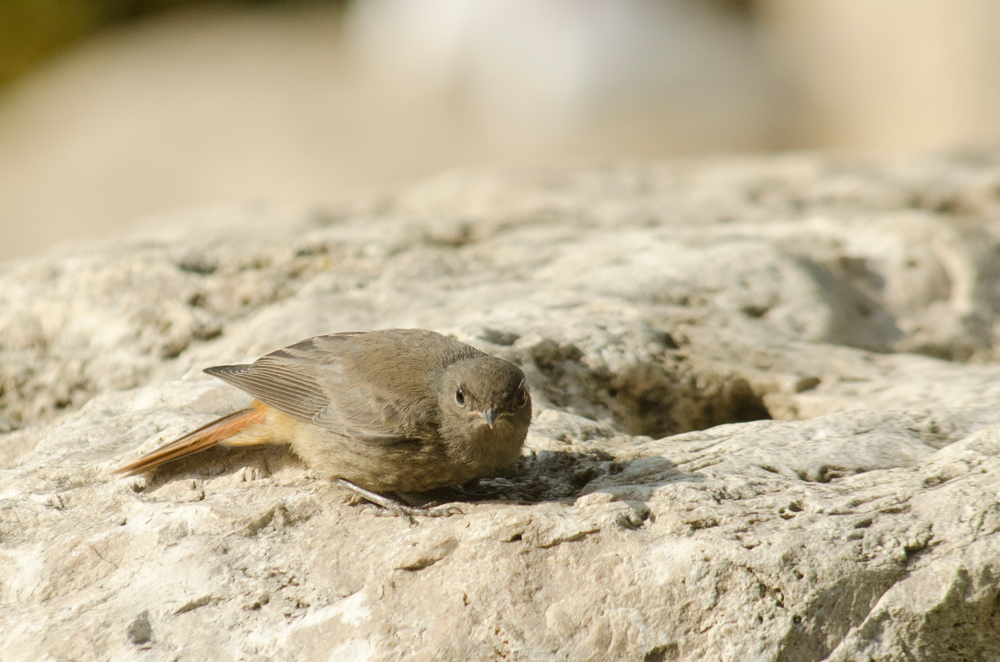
[3,153,1000,661]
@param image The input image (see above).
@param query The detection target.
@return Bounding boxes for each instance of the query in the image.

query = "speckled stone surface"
[3,154,1000,661]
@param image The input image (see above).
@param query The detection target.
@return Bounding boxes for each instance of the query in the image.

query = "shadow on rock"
[432,450,698,507]
[125,443,298,492]
[125,444,697,513]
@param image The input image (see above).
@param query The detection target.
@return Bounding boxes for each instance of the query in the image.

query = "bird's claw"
[337,479,463,523]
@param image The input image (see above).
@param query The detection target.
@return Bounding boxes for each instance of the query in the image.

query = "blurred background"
[1,0,999,260]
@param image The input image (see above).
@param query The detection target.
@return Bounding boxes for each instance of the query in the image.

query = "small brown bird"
[116,329,532,516]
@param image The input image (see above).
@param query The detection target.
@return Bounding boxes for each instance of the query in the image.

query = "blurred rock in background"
[756,0,1000,151]
[0,0,998,260]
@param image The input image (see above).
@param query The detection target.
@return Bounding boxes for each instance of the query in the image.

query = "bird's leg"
[335,479,463,523]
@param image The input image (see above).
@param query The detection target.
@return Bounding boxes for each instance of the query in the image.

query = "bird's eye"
[515,388,528,408]
[455,388,465,406]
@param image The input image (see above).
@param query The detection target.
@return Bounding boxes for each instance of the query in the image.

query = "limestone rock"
[3,153,1000,660]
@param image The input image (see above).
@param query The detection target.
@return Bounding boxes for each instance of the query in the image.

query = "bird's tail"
[115,402,268,476]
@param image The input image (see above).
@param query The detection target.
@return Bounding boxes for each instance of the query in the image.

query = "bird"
[115,329,532,518]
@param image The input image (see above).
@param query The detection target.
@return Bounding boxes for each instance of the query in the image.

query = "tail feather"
[115,403,267,476]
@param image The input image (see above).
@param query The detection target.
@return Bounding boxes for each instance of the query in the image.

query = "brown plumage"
[116,329,532,496]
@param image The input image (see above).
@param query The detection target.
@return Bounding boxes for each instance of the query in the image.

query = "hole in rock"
[644,643,680,662]
[531,340,771,438]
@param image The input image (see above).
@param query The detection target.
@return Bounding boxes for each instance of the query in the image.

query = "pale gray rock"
[3,153,1000,661]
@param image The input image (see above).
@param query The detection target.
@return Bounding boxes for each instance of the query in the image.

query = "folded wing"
[205,333,433,446]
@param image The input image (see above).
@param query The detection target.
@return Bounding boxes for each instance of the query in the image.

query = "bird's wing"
[205,333,435,445]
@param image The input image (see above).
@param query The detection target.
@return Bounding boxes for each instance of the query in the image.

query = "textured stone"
[3,153,1000,660]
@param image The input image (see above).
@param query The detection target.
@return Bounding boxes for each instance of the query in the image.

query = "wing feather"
[204,363,330,423]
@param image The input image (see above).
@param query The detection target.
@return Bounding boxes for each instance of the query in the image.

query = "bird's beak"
[481,407,498,428]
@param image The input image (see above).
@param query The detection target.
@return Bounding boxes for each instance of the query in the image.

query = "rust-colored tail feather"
[115,403,266,476]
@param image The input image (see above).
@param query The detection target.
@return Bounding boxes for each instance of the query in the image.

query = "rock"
[3,153,1000,660]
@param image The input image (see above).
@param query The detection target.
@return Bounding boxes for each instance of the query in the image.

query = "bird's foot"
[337,479,463,524]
